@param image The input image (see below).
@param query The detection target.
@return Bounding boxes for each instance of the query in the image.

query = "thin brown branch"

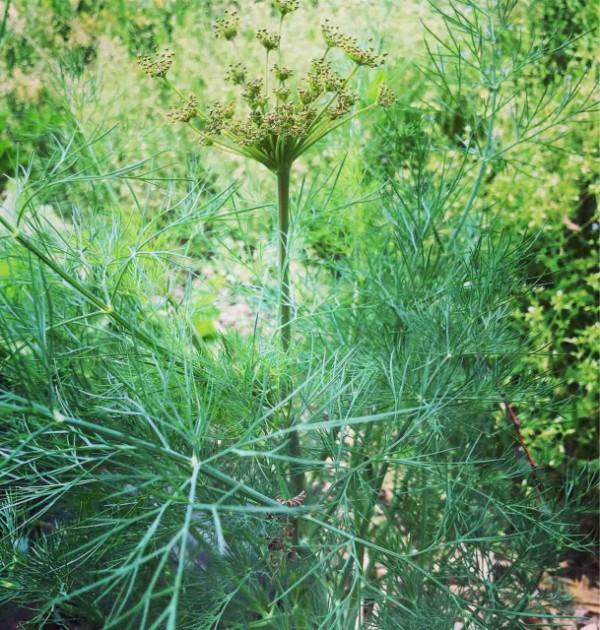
[483,358,545,490]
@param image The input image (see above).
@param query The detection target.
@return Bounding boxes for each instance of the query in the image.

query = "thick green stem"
[276,166,303,525]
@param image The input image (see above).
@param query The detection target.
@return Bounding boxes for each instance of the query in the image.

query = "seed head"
[321,23,388,68]
[377,83,396,108]
[306,70,321,94]
[321,20,346,49]
[137,48,174,78]
[273,0,299,16]
[298,88,317,105]
[310,59,343,92]
[261,103,316,138]
[230,119,266,146]
[257,29,280,52]
[167,95,198,123]
[262,104,294,136]
[274,86,291,102]
[205,101,236,135]
[214,10,240,41]
[292,107,317,136]
[262,103,317,138]
[226,63,248,86]
[342,38,387,68]
[272,64,294,82]
[242,78,268,110]
[328,91,357,119]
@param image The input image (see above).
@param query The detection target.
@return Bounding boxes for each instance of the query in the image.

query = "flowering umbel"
[167,95,198,123]
[321,20,388,67]
[273,0,299,16]
[377,83,396,108]
[257,29,280,52]
[213,10,240,41]
[137,49,174,78]
[137,2,394,171]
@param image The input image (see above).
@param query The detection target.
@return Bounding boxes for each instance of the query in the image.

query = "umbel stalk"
[277,165,291,353]
[277,165,304,505]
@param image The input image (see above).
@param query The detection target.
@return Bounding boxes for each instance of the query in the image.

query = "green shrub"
[367,0,599,472]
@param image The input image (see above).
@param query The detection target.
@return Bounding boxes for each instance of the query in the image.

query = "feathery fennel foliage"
[0,150,587,629]
[0,0,594,628]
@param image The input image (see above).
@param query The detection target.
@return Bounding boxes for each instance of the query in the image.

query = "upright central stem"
[276,165,303,517]
[277,165,292,353]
